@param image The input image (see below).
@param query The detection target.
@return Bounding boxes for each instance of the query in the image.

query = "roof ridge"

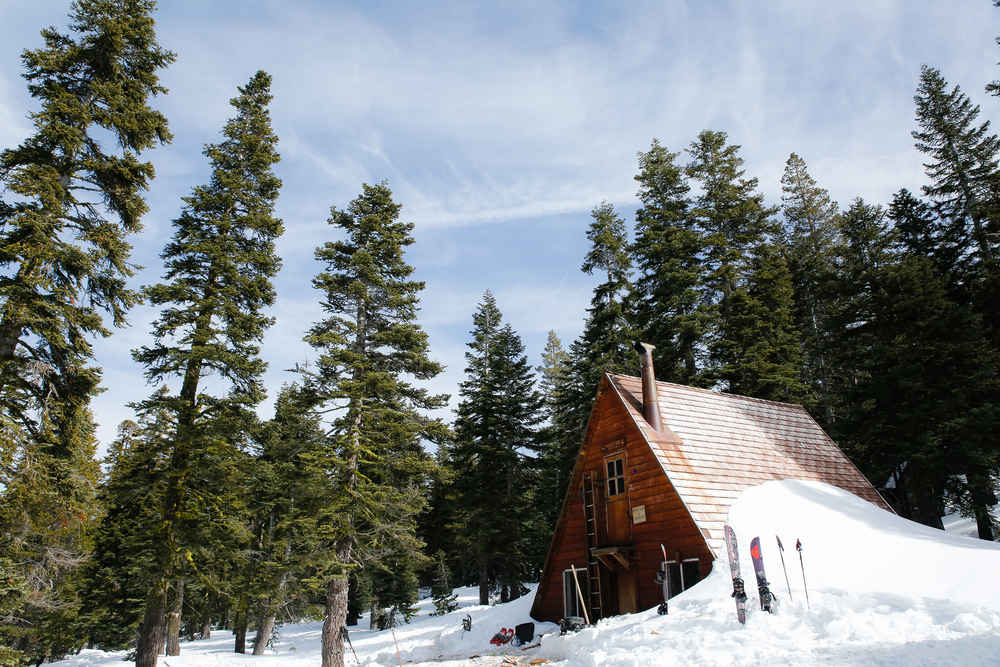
[608,372,808,410]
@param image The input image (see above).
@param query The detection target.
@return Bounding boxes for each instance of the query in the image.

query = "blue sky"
[2,0,999,449]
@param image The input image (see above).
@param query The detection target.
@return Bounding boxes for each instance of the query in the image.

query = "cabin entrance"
[603,453,631,545]
[614,570,638,614]
[602,451,637,615]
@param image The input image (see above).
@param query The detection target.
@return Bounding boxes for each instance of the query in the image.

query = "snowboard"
[656,543,669,615]
[749,536,776,613]
[724,524,747,624]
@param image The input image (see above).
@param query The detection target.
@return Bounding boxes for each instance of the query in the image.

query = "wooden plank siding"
[531,380,711,622]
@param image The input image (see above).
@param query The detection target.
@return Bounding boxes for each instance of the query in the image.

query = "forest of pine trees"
[1,2,1000,667]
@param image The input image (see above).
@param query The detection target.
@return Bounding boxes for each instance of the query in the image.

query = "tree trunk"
[968,473,997,541]
[166,580,183,656]
[200,592,213,639]
[136,585,167,667]
[479,562,489,605]
[252,602,275,655]
[322,575,349,667]
[369,597,379,631]
[234,613,248,654]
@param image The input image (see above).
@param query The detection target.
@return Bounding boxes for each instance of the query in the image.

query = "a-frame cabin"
[530,343,892,623]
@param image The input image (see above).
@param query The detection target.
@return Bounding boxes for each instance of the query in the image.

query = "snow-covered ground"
[58,480,1000,666]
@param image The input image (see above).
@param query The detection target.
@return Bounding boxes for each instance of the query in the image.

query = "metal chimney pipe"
[634,341,664,432]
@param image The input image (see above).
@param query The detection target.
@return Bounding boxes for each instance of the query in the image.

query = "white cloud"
[5,0,1000,447]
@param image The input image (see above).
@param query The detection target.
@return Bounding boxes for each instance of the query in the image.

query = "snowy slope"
[55,480,1000,667]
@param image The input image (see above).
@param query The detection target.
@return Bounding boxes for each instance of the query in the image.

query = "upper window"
[606,458,625,496]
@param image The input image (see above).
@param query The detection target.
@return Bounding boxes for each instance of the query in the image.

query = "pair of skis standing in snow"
[723,525,809,624]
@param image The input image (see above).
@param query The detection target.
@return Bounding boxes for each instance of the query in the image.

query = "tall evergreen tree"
[534,331,574,525]
[714,242,805,402]
[450,293,544,605]
[541,201,640,516]
[908,66,1000,534]
[129,71,282,667]
[82,409,171,652]
[243,384,333,654]
[0,3,172,659]
[302,181,446,667]
[578,201,638,377]
[780,153,840,416]
[913,65,1000,266]
[0,0,174,441]
[631,140,707,384]
[685,130,783,387]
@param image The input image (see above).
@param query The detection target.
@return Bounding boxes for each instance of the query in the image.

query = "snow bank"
[54,480,1000,667]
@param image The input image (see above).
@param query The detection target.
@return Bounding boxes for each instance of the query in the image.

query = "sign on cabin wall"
[631,505,646,524]
[602,437,626,453]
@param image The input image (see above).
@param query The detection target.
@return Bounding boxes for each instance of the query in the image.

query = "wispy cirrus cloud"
[3,0,1000,446]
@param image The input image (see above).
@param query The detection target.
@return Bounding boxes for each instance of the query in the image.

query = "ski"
[724,524,747,624]
[749,537,776,613]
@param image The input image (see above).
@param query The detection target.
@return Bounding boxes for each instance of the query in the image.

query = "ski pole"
[796,539,810,609]
[775,536,792,601]
[341,626,360,666]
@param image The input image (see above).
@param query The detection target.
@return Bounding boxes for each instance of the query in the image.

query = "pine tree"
[579,201,638,377]
[0,0,173,442]
[450,293,544,605]
[889,188,1000,539]
[129,71,282,667]
[428,551,459,616]
[0,4,172,660]
[82,410,171,652]
[243,384,330,655]
[534,331,575,524]
[0,408,101,663]
[302,181,446,667]
[631,140,707,384]
[685,130,782,385]
[908,66,1000,535]
[714,242,806,402]
[913,65,1000,266]
[780,153,840,417]
[540,201,640,524]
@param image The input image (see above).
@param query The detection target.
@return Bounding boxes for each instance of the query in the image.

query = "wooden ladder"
[581,472,603,619]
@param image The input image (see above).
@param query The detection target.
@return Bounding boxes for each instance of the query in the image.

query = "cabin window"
[562,568,589,618]
[606,458,625,497]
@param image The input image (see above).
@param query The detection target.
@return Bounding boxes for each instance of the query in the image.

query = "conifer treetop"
[135,70,282,408]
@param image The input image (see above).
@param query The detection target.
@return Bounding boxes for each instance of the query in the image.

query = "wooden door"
[604,453,631,545]
[615,570,638,614]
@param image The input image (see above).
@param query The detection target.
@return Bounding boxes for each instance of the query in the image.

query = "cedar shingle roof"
[607,373,893,558]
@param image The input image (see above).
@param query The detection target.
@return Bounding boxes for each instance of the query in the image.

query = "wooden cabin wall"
[533,389,716,622]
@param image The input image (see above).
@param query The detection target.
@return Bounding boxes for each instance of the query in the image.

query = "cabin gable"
[530,377,711,623]
[531,368,892,625]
